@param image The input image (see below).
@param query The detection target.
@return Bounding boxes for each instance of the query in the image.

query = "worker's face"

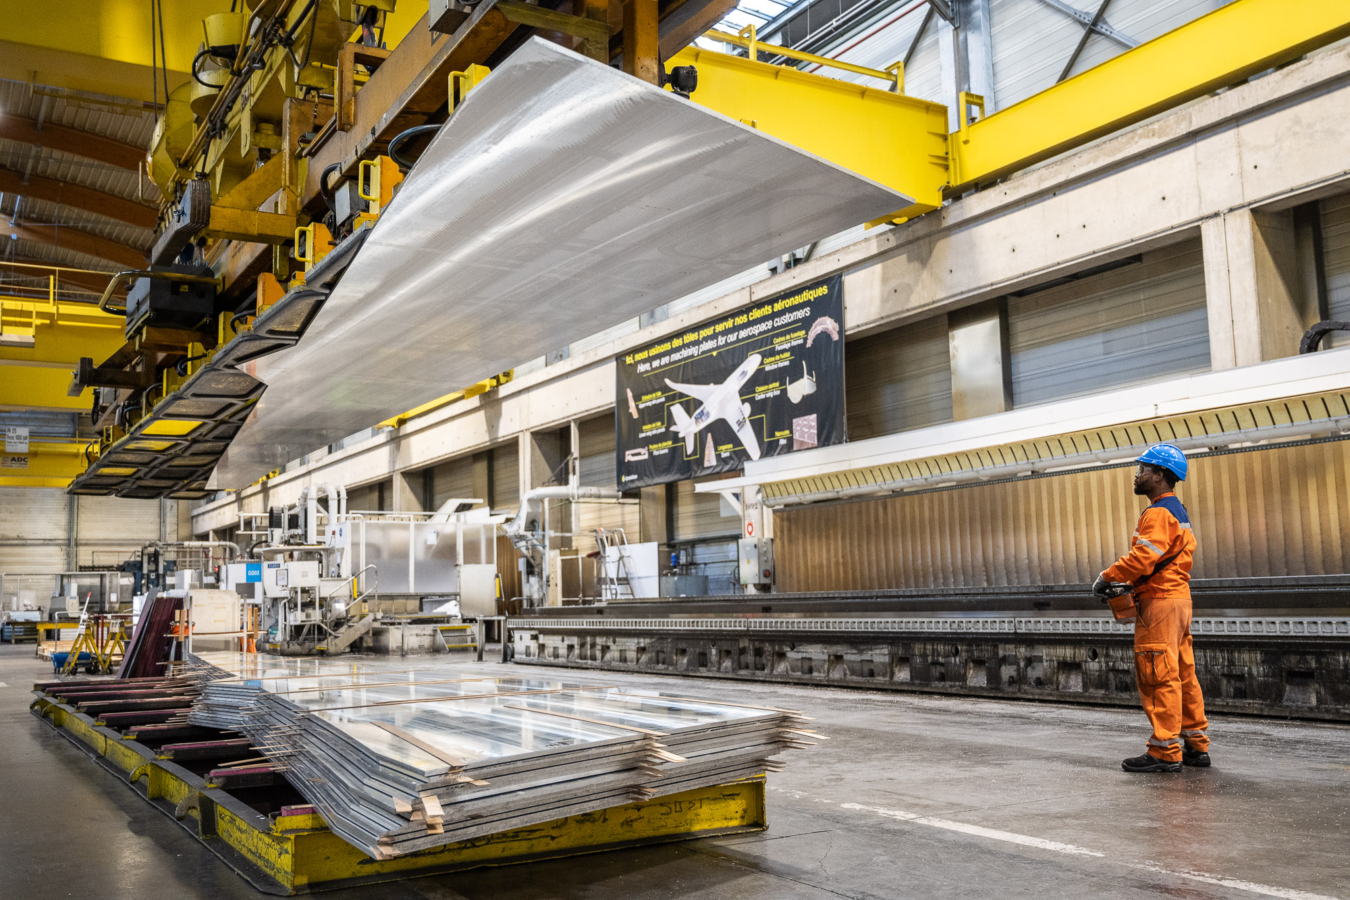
[1133,464,1163,496]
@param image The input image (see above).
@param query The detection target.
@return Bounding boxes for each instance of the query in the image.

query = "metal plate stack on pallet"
[185,652,817,859]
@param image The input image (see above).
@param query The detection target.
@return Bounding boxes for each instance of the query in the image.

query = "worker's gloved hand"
[1092,573,1110,600]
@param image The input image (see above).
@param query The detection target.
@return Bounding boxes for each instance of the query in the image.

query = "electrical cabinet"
[738,537,774,586]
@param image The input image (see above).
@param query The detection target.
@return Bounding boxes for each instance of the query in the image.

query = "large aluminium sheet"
[212,38,909,488]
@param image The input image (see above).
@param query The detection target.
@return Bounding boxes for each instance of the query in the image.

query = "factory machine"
[507,577,1350,721]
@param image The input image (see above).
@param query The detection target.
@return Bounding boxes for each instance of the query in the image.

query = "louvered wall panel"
[775,439,1350,592]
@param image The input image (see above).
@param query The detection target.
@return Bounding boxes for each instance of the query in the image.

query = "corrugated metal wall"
[576,416,639,537]
[0,489,172,603]
[1008,240,1210,407]
[774,438,1350,592]
[429,455,477,511]
[0,489,67,587]
[76,496,166,568]
[672,477,742,541]
[846,313,953,440]
[492,442,520,511]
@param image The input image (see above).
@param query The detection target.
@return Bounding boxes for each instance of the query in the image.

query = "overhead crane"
[0,0,1340,497]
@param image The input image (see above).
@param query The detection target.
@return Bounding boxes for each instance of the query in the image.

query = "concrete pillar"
[948,299,1012,419]
[470,452,491,509]
[392,471,423,512]
[1203,208,1313,369]
[639,485,667,545]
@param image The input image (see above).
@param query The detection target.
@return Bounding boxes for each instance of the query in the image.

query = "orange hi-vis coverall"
[1102,492,1209,763]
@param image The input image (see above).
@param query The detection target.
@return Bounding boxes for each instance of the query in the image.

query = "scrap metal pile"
[184,652,818,859]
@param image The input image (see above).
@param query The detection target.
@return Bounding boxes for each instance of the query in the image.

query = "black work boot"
[1182,743,1211,768]
[1121,752,1181,773]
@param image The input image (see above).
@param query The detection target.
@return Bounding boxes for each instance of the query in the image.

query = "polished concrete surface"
[1,643,1346,900]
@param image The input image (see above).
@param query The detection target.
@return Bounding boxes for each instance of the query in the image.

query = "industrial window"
[845,314,953,441]
[1007,240,1210,407]
[1321,192,1350,320]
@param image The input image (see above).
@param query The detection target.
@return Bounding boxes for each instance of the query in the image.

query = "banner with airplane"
[614,274,845,489]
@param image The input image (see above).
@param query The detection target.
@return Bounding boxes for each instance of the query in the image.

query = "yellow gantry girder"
[0,0,236,104]
[670,45,950,222]
[949,0,1350,192]
[0,441,87,488]
[0,293,125,413]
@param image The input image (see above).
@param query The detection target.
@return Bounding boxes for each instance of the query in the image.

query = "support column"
[66,494,78,570]
[948,299,1012,419]
[1203,207,1312,368]
[392,471,424,512]
[471,451,491,509]
[622,0,659,85]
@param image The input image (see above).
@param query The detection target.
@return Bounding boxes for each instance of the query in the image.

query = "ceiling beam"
[0,222,147,269]
[0,168,156,229]
[0,115,146,171]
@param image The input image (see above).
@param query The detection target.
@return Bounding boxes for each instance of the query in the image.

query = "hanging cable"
[148,0,158,113]
[387,124,442,171]
[157,0,170,104]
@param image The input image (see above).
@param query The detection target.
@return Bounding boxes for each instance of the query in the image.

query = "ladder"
[594,529,635,602]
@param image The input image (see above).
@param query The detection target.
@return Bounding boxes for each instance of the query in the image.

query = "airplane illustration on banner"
[665,353,763,461]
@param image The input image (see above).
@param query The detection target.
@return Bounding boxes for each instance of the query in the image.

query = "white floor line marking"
[1126,864,1343,900]
[773,789,1343,900]
[0,682,8,687]
[840,802,1104,857]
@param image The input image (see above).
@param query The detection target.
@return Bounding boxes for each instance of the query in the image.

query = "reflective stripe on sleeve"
[1135,537,1164,555]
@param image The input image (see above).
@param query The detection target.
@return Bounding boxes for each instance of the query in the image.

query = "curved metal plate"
[213,39,910,488]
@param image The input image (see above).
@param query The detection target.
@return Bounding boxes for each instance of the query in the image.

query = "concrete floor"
[1,644,1347,900]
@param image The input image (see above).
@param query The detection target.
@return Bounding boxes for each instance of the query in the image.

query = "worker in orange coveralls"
[1093,443,1211,773]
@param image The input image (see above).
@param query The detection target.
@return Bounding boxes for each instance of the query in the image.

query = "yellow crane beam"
[0,293,125,413]
[669,45,950,222]
[0,1,235,104]
[949,0,1350,192]
[0,441,87,488]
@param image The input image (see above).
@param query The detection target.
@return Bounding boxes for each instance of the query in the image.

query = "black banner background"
[615,275,845,489]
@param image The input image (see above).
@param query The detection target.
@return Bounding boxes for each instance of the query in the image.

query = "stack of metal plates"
[184,652,818,858]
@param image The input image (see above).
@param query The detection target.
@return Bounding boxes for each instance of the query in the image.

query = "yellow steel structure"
[0,0,235,104]
[948,0,1350,192]
[32,693,766,895]
[0,290,125,414]
[0,441,87,488]
[670,44,950,222]
[378,371,515,430]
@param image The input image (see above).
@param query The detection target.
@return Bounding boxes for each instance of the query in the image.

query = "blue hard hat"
[1137,443,1187,481]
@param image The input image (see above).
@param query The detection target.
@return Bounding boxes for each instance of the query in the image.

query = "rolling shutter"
[1008,240,1210,407]
[576,416,639,537]
[1321,192,1350,320]
[845,314,953,441]
[76,496,164,568]
[491,442,520,511]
